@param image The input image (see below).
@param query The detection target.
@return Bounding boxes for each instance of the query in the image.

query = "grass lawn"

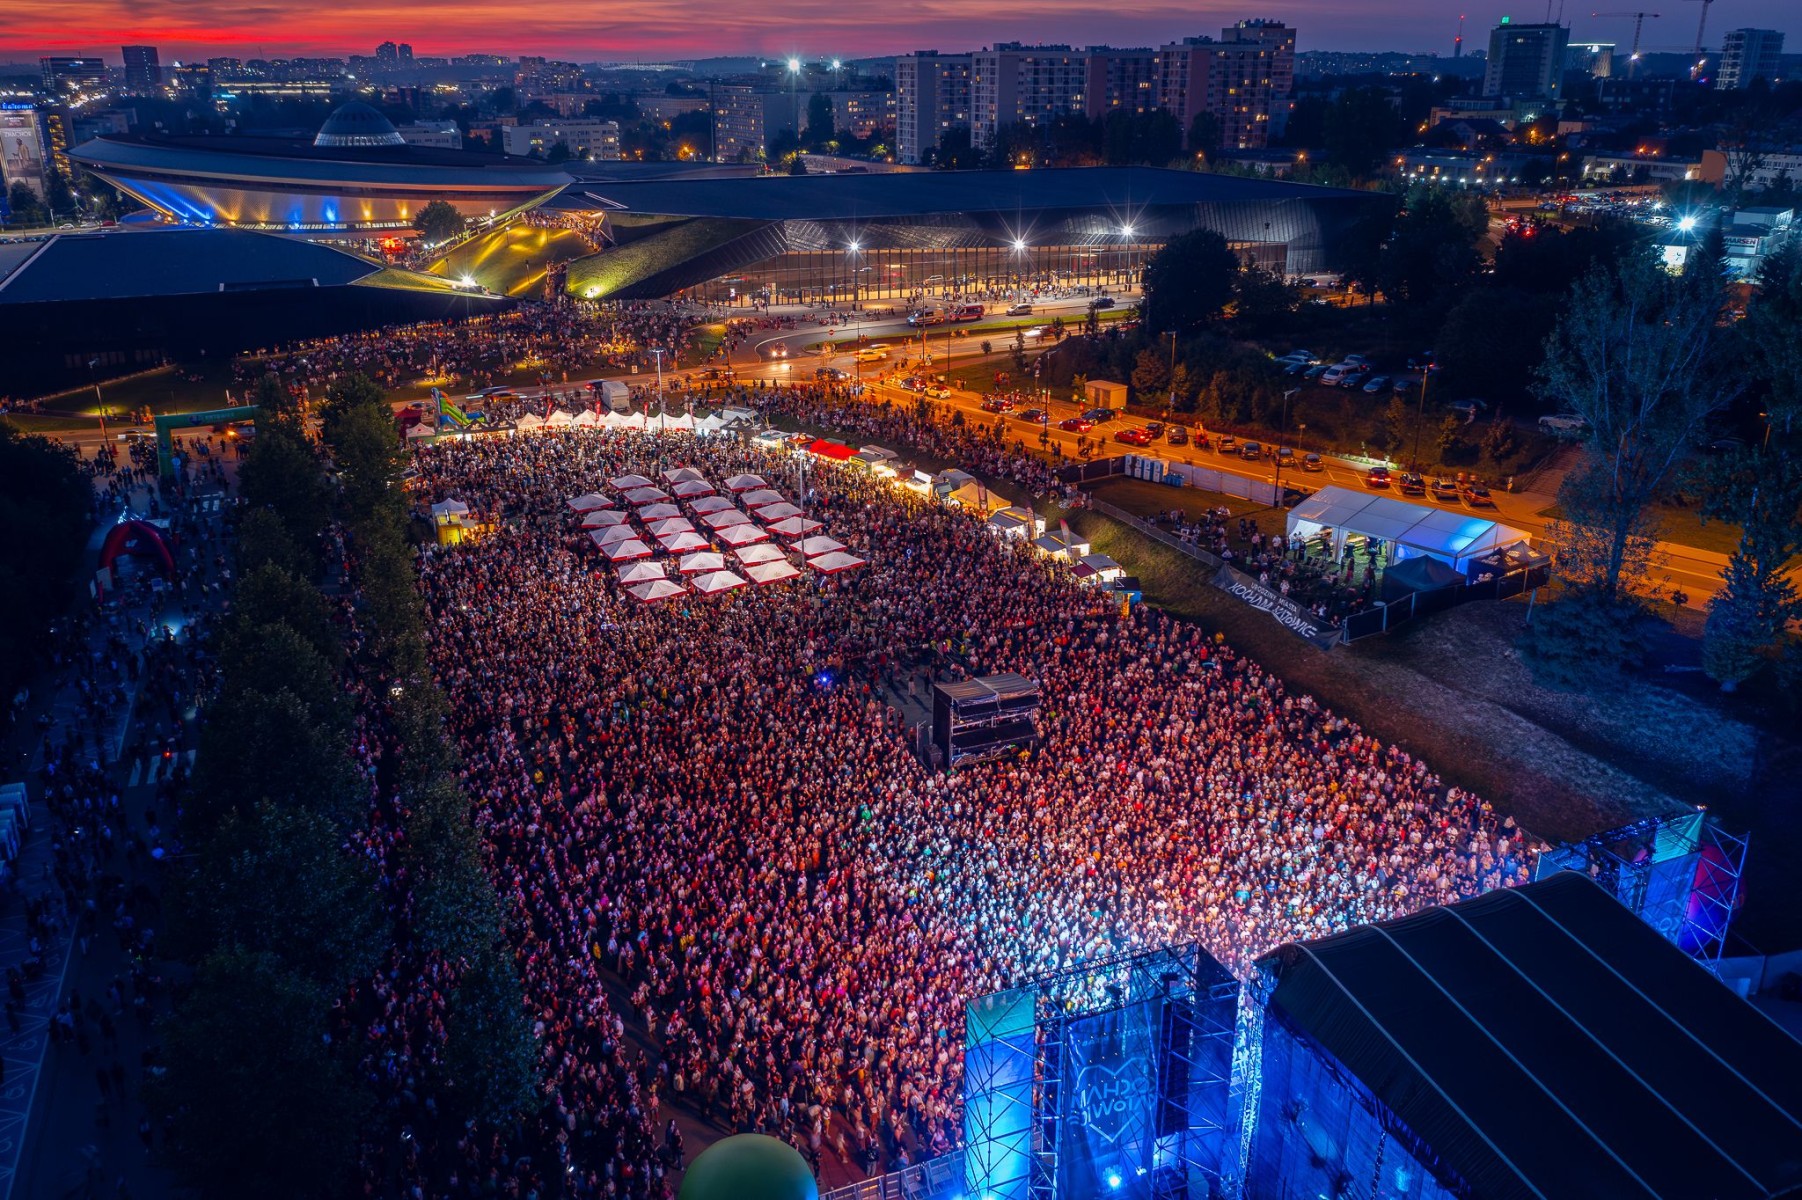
[1536,499,1757,560]
[1086,477,1289,538]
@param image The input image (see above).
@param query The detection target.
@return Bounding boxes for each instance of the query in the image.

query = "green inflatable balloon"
[677,1133,820,1200]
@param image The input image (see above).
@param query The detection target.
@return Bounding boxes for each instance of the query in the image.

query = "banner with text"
[1210,564,1341,650]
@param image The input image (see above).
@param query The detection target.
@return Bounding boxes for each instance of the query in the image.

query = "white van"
[854,345,890,363]
[1539,414,1588,435]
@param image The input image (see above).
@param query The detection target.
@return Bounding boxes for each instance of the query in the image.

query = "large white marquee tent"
[1286,486,1532,573]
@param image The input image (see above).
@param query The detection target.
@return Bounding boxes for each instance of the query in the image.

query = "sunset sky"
[2,0,1798,63]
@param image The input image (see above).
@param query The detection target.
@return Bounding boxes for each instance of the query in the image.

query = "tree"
[1746,242,1802,437]
[240,427,330,546]
[805,92,834,149]
[1130,347,1171,398]
[322,382,406,519]
[412,198,465,246]
[1322,87,1405,176]
[1534,251,1736,603]
[189,689,364,836]
[1383,395,1415,455]
[0,424,88,703]
[1140,229,1239,333]
[1435,287,1559,400]
[230,564,340,665]
[5,181,46,227]
[787,154,809,175]
[1376,185,1487,308]
[1232,263,1300,324]
[172,803,384,988]
[1695,447,1802,690]
[1186,112,1222,157]
[443,949,539,1123]
[150,949,366,1199]
[1434,411,1464,455]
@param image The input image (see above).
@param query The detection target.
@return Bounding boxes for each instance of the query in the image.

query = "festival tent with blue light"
[1285,485,1531,573]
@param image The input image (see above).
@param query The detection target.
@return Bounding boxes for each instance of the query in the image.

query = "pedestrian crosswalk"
[123,748,196,789]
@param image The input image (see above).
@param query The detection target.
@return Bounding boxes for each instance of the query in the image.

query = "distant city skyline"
[2,1,1797,65]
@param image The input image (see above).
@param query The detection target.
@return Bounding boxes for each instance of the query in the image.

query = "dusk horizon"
[6,0,1801,63]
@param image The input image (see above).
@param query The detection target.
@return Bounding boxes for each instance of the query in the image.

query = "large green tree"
[0,424,88,703]
[413,198,466,245]
[1140,229,1240,333]
[150,950,367,1199]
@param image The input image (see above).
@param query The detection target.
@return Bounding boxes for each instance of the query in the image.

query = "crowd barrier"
[819,1153,963,1200]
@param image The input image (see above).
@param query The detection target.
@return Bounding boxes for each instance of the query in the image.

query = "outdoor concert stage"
[825,839,1797,1200]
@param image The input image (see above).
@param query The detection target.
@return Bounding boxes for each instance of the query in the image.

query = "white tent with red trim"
[746,560,801,585]
[807,551,866,573]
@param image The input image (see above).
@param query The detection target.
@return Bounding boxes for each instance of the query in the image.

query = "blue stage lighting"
[1106,1171,1123,1189]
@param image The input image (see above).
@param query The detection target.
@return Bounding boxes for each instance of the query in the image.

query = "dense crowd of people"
[376,419,1532,1194]
[228,302,705,400]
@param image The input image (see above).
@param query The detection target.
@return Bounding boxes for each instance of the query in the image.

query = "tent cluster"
[566,467,865,603]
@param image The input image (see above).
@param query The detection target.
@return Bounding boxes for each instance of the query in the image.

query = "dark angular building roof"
[1257,872,1802,1200]
[563,165,1372,221]
[0,228,428,304]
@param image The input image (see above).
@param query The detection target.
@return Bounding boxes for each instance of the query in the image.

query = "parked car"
[1463,480,1496,508]
[1406,351,1438,372]
[1283,350,1319,364]
[1538,413,1588,435]
[1284,359,1315,376]
[1059,416,1093,432]
[1144,421,1166,438]
[1165,425,1190,446]
[1342,354,1374,368]
[1020,408,1049,423]
[1362,375,1392,395]
[1430,478,1461,503]
[1005,302,1034,315]
[1399,472,1427,497]
[1089,296,1116,310]
[1301,453,1324,472]
[1365,466,1392,489]
[815,366,849,381]
[1081,407,1117,424]
[1322,362,1369,387]
[1446,398,1488,421]
[981,396,1015,413]
[1240,441,1263,461]
[1215,435,1237,454]
[1393,375,1418,394]
[925,385,952,399]
[1303,363,1332,380]
[1115,428,1154,447]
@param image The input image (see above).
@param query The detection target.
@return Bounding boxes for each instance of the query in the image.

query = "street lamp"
[1273,387,1299,510]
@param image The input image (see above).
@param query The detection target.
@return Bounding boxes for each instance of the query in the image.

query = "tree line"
[151,374,535,1197]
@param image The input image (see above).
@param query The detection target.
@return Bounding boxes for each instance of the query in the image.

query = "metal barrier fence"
[819,1153,963,1200]
[1341,566,1549,641]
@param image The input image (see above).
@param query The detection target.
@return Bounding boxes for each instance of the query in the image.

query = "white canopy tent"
[807,551,866,574]
[691,570,749,595]
[429,498,470,519]
[678,551,728,574]
[701,508,753,529]
[618,560,669,584]
[603,538,654,562]
[646,517,696,538]
[733,543,789,566]
[768,516,823,539]
[582,509,630,528]
[715,523,771,548]
[638,503,683,520]
[663,467,707,484]
[755,502,805,522]
[566,493,612,512]
[689,495,736,515]
[797,535,847,558]
[610,474,655,490]
[627,578,687,603]
[739,489,786,508]
[1286,485,1532,572]
[591,524,640,549]
[671,479,715,498]
[725,474,767,493]
[746,560,801,585]
[658,531,712,553]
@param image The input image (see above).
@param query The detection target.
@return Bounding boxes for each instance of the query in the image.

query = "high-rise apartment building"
[1084,48,1159,120]
[375,42,400,67]
[1715,28,1784,90]
[970,44,1089,149]
[1154,22,1296,150]
[1482,20,1570,100]
[121,46,161,95]
[894,52,972,164]
[39,58,107,95]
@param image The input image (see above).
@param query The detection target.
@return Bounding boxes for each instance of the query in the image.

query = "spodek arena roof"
[1257,873,1802,1200]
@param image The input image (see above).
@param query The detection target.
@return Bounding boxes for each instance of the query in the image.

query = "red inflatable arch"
[99,520,177,576]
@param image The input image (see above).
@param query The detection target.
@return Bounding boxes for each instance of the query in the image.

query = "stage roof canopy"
[1286,485,1530,569]
[1257,873,1802,1200]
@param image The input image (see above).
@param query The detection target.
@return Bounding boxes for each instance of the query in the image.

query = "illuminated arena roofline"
[70,101,572,234]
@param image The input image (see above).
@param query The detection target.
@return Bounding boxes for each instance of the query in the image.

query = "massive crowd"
[229,302,704,400]
[372,420,1531,1195]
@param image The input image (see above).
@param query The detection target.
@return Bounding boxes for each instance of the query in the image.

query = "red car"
[981,397,1015,413]
[1365,466,1392,489]
[1059,416,1093,433]
[1115,428,1154,447]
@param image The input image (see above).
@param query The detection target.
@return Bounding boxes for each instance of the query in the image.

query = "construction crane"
[1454,13,1466,58]
[1684,0,1717,79]
[1592,11,1662,78]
